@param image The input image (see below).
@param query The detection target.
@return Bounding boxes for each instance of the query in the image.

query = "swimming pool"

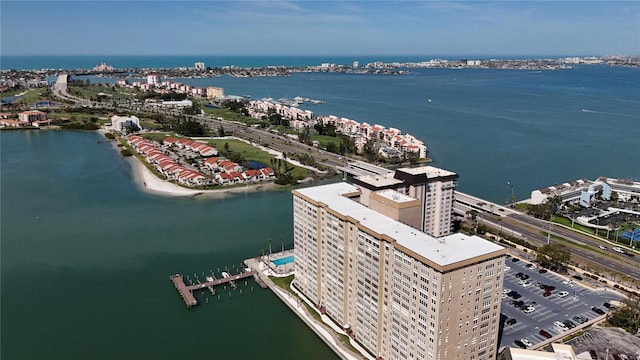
[272,255,294,266]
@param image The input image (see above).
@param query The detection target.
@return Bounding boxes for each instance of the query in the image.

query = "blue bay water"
[1,56,639,359]
[75,64,639,203]
[1,130,338,360]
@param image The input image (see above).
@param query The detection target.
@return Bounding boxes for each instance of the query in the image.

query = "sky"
[1,1,639,56]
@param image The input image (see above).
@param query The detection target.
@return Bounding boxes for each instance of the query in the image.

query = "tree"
[183,103,201,115]
[267,109,283,126]
[325,142,338,154]
[124,123,140,134]
[547,195,563,215]
[177,120,204,137]
[536,244,570,270]
[607,293,640,334]
[218,125,225,137]
[223,142,230,152]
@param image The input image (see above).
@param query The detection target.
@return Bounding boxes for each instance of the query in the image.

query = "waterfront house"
[18,110,47,124]
[0,119,26,128]
[260,167,275,178]
[243,169,262,182]
[203,157,220,171]
[216,172,232,184]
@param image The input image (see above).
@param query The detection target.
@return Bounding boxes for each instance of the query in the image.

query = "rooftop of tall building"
[294,182,504,268]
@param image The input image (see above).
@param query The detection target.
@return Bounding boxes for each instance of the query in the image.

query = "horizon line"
[2,53,634,58]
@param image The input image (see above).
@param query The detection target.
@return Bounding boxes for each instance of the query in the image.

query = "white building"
[147,74,160,85]
[111,115,140,133]
[529,177,640,206]
[293,182,506,360]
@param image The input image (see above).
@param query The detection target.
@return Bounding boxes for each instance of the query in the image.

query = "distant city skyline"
[1,1,639,56]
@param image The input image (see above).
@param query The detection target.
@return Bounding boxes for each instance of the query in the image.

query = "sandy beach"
[126,156,281,198]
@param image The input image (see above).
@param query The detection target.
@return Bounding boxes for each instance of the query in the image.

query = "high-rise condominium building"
[353,166,459,238]
[293,182,506,360]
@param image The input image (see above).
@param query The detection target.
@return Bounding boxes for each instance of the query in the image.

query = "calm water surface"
[1,131,338,359]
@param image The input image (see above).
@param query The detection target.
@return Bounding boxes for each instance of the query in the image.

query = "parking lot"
[498,255,626,349]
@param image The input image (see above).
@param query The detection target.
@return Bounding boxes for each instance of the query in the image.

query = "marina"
[169,251,293,308]
[170,267,257,308]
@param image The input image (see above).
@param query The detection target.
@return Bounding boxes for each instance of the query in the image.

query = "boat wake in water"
[582,109,638,117]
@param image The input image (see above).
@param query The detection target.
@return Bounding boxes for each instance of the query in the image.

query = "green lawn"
[207,138,308,176]
[208,138,272,162]
[269,274,294,291]
[141,132,173,141]
[10,88,49,104]
[201,107,258,124]
[554,216,596,235]
[69,86,99,100]
[310,134,341,148]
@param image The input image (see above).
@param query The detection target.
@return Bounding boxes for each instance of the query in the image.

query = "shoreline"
[126,156,283,198]
[116,131,323,198]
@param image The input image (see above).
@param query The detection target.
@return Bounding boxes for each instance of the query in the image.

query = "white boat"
[221,271,231,278]
[206,276,214,282]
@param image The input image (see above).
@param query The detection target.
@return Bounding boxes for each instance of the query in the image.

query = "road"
[454,192,640,282]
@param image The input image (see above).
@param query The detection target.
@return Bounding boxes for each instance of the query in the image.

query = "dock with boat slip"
[170,269,261,308]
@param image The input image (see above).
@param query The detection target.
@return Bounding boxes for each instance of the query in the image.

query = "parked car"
[572,275,583,281]
[573,315,588,324]
[503,288,512,294]
[514,340,526,349]
[525,263,533,268]
[523,307,535,314]
[558,291,570,298]
[603,302,614,309]
[544,285,556,292]
[563,320,576,329]
[510,292,522,300]
[589,350,598,359]
[538,269,548,274]
[599,245,607,250]
[554,321,569,331]
[539,329,552,338]
[543,291,552,297]
[521,338,533,347]
[592,307,606,315]
[511,258,520,262]
[512,300,525,307]
[515,272,524,278]
[506,318,517,325]
[520,274,530,280]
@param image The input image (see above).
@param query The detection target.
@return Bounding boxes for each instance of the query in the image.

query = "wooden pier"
[170,269,257,308]
[170,274,198,308]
